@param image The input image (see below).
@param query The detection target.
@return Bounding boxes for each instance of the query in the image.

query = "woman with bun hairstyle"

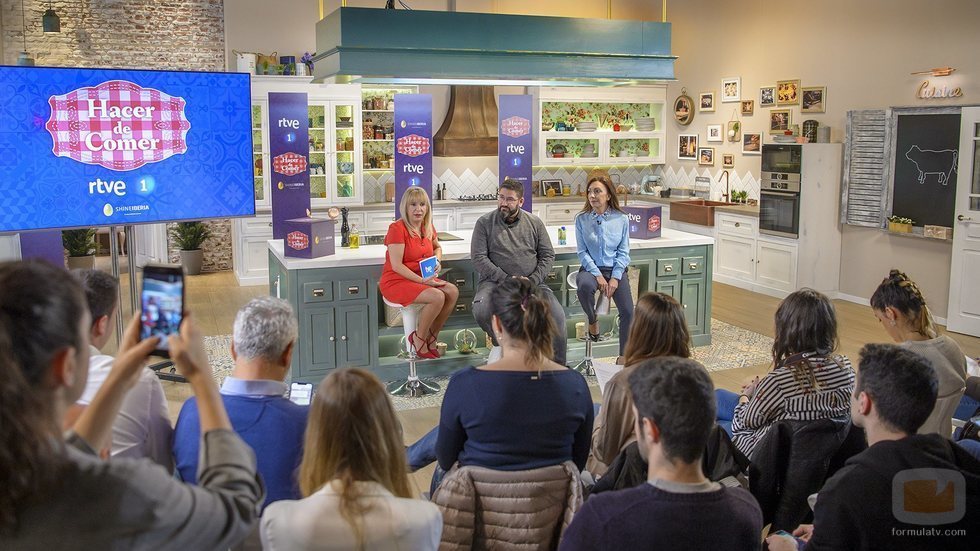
[588,291,691,475]
[406,278,594,492]
[871,269,967,436]
[380,187,459,359]
[261,368,442,550]
[574,169,633,357]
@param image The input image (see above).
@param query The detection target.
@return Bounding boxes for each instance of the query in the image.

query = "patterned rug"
[204,319,772,412]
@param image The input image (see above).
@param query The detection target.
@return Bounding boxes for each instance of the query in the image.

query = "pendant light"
[17,0,34,66]
[42,1,61,34]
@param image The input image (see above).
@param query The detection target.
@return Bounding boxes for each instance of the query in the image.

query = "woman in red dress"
[380,187,459,359]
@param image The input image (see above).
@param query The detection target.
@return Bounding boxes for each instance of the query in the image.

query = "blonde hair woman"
[260,369,442,550]
[379,187,459,358]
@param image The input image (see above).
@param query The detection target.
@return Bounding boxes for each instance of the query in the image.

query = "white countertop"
[270,226,714,270]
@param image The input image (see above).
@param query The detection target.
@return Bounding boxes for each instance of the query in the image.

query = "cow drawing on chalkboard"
[905,145,958,186]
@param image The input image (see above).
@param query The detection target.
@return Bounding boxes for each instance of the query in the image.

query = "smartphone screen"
[289,382,313,406]
[140,264,185,356]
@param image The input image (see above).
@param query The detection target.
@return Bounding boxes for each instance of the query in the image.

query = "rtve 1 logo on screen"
[45,80,192,217]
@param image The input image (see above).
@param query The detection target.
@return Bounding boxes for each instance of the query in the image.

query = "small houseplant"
[887,215,913,233]
[63,228,97,269]
[171,221,212,275]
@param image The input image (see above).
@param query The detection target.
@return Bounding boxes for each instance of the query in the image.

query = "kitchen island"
[268,226,714,383]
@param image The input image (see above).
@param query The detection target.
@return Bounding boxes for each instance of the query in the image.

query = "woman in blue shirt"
[574,171,633,356]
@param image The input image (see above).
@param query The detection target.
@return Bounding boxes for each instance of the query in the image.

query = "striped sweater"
[732,354,855,459]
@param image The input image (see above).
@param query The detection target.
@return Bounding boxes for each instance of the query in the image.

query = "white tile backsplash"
[654,165,759,201]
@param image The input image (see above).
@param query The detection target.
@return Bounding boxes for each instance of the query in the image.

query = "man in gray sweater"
[471,179,566,364]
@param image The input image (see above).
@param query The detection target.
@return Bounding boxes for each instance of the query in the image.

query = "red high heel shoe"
[409,330,439,360]
[426,330,441,358]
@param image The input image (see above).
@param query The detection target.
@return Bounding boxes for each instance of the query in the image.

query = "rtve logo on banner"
[45,80,191,216]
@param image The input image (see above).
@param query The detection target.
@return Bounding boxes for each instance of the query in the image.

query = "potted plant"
[170,221,212,275]
[62,228,97,269]
[887,215,913,233]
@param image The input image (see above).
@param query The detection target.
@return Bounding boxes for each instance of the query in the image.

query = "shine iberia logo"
[273,152,308,176]
[287,231,309,251]
[45,80,191,171]
[396,134,430,157]
[501,116,530,138]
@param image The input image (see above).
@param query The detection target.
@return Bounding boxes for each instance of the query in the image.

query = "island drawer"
[337,278,369,301]
[303,282,334,303]
[682,256,705,275]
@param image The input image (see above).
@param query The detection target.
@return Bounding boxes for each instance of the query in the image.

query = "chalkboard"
[891,111,960,227]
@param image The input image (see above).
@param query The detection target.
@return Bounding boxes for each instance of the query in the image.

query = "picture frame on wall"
[760,86,775,107]
[699,92,715,112]
[674,92,695,125]
[698,147,715,166]
[776,79,801,105]
[722,153,735,168]
[769,110,792,133]
[801,86,827,113]
[727,120,741,142]
[721,77,741,102]
[678,134,698,161]
[706,124,723,142]
[742,132,762,154]
[541,179,563,197]
[740,100,754,116]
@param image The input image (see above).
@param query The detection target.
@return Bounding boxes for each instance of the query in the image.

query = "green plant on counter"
[62,228,97,257]
[732,190,749,203]
[170,221,213,251]
[887,215,913,225]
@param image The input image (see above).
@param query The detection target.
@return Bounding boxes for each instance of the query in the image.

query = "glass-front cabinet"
[308,100,361,205]
[360,86,418,174]
[251,103,269,208]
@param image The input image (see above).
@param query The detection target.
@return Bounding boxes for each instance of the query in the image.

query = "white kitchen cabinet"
[432,211,453,232]
[716,233,756,281]
[713,211,800,297]
[454,207,490,231]
[755,238,798,293]
[544,204,579,225]
[365,210,397,233]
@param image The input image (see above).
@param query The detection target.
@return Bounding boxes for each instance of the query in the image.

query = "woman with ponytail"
[0,260,262,549]
[871,269,967,436]
[407,278,593,493]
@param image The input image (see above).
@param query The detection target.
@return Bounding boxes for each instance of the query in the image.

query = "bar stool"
[566,271,599,376]
[384,297,441,397]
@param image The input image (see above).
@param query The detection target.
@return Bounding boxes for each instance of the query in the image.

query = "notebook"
[419,255,439,279]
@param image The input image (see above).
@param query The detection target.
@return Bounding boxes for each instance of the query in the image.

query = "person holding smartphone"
[0,260,263,549]
[380,187,459,359]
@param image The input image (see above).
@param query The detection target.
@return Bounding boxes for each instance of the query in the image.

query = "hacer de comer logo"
[45,80,191,171]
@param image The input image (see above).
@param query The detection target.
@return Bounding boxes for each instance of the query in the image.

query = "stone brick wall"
[1,0,233,272]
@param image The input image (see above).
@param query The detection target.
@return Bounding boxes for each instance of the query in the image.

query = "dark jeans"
[406,427,446,496]
[715,389,739,437]
[576,268,633,355]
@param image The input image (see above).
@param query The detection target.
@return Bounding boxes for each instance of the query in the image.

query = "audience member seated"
[64,269,173,469]
[719,288,855,459]
[407,278,593,494]
[871,269,967,436]
[174,296,307,508]
[589,291,692,476]
[380,186,459,358]
[560,357,763,551]
[0,260,262,549]
[767,344,980,551]
[260,368,441,550]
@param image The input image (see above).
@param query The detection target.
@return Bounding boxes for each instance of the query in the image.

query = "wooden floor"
[143,270,980,496]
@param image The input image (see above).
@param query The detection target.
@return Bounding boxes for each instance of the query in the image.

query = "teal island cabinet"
[268,227,713,384]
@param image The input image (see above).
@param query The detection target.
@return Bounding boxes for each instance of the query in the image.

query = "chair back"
[748,417,857,533]
[431,461,583,551]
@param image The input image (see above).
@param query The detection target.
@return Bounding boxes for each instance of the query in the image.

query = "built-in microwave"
[761,144,802,176]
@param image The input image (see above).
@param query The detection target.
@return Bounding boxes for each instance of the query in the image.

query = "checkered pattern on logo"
[273,152,308,176]
[287,231,309,250]
[45,80,192,171]
[501,116,530,138]
[396,134,430,158]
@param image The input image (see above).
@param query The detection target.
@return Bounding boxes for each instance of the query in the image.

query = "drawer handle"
[347,286,360,295]
[455,278,467,285]
[564,209,570,213]
[312,288,325,297]
[454,304,466,312]
[664,265,673,273]
[329,336,335,341]
[734,222,740,227]
[689,262,698,270]
[341,335,347,341]
[547,273,558,280]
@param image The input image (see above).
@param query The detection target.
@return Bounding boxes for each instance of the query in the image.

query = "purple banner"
[19,230,65,267]
[498,95,534,211]
[269,92,311,240]
[394,94,433,216]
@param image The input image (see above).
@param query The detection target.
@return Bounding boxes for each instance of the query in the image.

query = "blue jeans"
[954,394,979,421]
[406,427,446,496]
[715,389,740,438]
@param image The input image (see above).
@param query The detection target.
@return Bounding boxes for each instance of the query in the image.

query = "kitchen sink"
[670,199,736,226]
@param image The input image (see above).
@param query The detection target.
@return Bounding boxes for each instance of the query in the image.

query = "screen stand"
[108,225,140,349]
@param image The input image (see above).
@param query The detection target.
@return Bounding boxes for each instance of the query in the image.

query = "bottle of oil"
[348,223,360,249]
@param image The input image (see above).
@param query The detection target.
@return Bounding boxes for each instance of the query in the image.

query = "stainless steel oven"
[759,176,801,238]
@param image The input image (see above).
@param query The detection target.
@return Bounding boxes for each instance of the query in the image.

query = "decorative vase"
[66,255,95,270]
[340,207,350,247]
[180,249,205,275]
[887,221,912,234]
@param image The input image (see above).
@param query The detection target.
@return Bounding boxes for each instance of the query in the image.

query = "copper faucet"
[720,170,730,202]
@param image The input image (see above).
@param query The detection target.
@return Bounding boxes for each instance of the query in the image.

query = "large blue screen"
[0,66,254,232]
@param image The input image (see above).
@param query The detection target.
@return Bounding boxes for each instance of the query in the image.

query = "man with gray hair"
[173,296,307,509]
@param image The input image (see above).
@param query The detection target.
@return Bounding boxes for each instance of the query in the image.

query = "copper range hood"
[434,86,498,157]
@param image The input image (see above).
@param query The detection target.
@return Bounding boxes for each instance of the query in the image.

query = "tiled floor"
[121,265,980,496]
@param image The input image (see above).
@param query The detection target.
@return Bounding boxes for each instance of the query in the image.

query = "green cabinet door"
[305,307,337,377]
[655,279,681,301]
[337,304,371,367]
[681,277,703,333]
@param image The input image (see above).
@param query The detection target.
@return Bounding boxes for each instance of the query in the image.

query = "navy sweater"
[436,366,594,471]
